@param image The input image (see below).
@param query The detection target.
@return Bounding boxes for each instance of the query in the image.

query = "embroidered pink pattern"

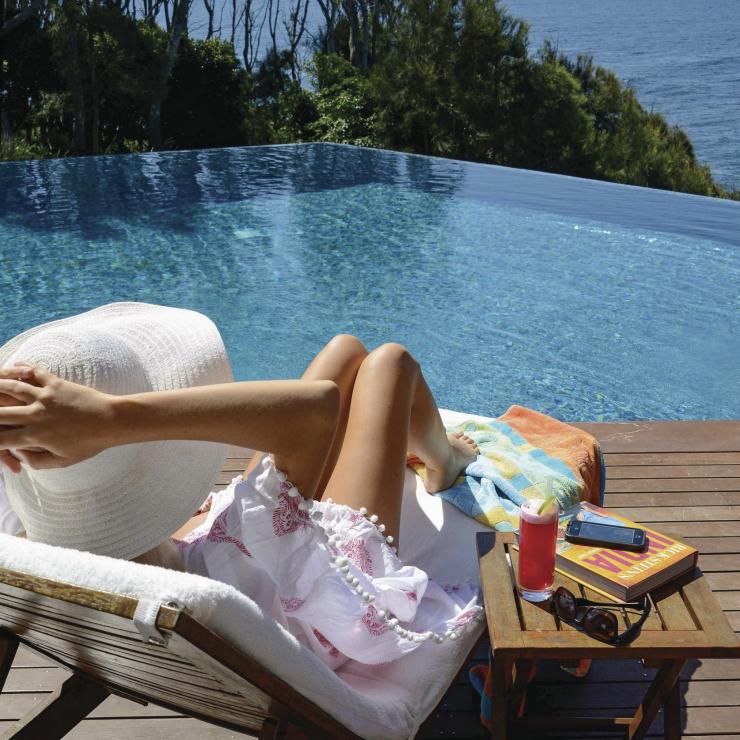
[280,597,306,612]
[313,628,340,658]
[453,609,480,627]
[361,605,389,636]
[207,509,251,557]
[340,538,374,575]
[404,590,418,602]
[196,493,215,515]
[272,490,311,536]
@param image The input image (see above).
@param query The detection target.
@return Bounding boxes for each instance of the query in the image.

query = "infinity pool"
[1,144,738,420]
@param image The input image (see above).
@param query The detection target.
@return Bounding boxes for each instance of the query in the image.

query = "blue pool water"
[1,144,738,420]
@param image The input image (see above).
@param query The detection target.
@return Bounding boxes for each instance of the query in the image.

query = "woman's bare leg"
[321,344,478,544]
[242,335,368,497]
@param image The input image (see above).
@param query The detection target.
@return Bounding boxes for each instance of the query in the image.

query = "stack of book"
[554,502,698,601]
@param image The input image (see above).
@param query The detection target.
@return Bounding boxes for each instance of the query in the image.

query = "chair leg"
[0,634,19,692]
[259,719,279,740]
[489,654,511,740]
[663,675,682,740]
[628,660,685,740]
[1,672,110,740]
[259,718,315,740]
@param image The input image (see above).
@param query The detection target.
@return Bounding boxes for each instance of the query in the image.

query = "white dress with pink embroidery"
[178,454,482,669]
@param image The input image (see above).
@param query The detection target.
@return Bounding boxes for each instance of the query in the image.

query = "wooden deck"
[1,420,738,738]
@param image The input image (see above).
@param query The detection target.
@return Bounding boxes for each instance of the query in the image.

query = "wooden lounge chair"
[0,527,486,739]
[0,566,364,739]
[0,411,492,740]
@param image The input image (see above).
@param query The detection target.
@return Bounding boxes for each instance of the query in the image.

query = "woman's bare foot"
[422,431,479,493]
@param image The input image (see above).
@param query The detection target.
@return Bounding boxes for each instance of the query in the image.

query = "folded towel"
[412,405,605,530]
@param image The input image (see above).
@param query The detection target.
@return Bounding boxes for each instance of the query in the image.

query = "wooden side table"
[477,531,740,739]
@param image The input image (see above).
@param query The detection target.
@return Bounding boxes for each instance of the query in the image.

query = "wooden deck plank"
[573,420,740,453]
[608,465,740,479]
[607,504,740,521]
[684,536,740,553]
[604,490,740,507]
[624,520,740,536]
[10,647,55,669]
[0,718,252,738]
[604,491,740,509]
[605,452,740,466]
[607,478,740,493]
[0,692,181,719]
[531,678,740,709]
[692,554,740,571]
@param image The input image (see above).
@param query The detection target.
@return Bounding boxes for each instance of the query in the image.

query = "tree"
[0,0,45,39]
[308,52,376,145]
[49,0,87,153]
[147,0,189,149]
[162,37,250,148]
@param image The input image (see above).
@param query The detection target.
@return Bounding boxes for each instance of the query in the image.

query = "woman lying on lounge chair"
[0,303,482,668]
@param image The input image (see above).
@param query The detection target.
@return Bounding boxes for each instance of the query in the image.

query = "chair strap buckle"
[133,598,169,646]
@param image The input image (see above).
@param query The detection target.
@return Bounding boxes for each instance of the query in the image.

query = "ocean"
[503,0,740,191]
[189,0,739,191]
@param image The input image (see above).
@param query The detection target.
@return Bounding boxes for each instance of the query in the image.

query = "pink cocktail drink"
[517,498,558,602]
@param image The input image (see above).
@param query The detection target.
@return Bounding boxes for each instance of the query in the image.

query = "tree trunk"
[148,0,188,149]
[0,0,45,40]
[358,0,368,69]
[0,108,13,156]
[66,18,87,154]
[86,0,99,154]
[0,18,9,155]
[343,0,359,66]
[316,0,336,54]
[202,0,214,38]
[148,100,162,148]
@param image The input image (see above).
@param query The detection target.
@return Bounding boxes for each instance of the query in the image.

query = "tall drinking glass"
[517,498,558,602]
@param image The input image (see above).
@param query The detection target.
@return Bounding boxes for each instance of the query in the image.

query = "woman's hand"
[0,364,117,470]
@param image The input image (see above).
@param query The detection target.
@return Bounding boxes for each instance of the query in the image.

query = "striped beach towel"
[412,405,605,529]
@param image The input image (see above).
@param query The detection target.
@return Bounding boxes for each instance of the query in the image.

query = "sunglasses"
[550,586,652,646]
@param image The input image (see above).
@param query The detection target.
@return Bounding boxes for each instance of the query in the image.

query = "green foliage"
[163,38,251,149]
[308,54,377,146]
[0,0,735,199]
[369,0,460,155]
[502,57,594,176]
[271,81,318,143]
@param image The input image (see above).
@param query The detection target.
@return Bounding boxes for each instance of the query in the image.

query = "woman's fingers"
[0,364,35,380]
[14,449,63,470]
[0,450,21,474]
[0,404,37,425]
[0,379,40,404]
[0,364,50,388]
[0,427,29,450]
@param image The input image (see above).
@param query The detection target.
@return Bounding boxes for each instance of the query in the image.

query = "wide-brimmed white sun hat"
[0,302,233,560]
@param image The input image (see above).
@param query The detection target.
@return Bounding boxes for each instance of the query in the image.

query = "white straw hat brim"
[0,302,233,560]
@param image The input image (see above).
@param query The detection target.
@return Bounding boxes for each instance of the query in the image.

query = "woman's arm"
[0,365,339,498]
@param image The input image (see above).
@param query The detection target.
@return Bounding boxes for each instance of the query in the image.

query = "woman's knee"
[312,379,341,427]
[363,342,419,377]
[325,333,368,362]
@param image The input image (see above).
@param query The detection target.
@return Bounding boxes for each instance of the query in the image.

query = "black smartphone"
[564,518,647,551]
